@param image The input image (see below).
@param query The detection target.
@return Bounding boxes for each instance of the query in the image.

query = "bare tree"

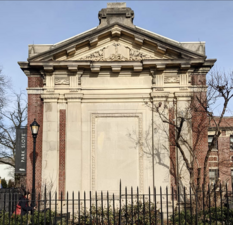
[141,69,233,196]
[0,92,27,169]
[0,68,9,111]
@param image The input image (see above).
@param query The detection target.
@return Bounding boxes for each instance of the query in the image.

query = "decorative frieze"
[164,76,180,83]
[55,77,70,85]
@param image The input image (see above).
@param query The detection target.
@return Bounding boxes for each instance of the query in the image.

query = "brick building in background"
[208,117,233,189]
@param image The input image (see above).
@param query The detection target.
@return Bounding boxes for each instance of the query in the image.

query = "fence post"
[95,191,98,225]
[66,191,68,225]
[202,184,205,225]
[125,186,127,224]
[49,191,51,225]
[184,187,186,225]
[149,187,151,225]
[101,191,103,225]
[190,186,193,225]
[3,192,5,225]
[78,191,80,225]
[131,187,133,225]
[160,187,163,225]
[166,186,169,225]
[113,193,115,225]
[195,189,198,225]
[119,180,121,225]
[220,183,223,225]
[107,191,109,225]
[55,192,57,225]
[61,192,63,225]
[84,191,86,224]
[90,191,92,225]
[44,185,46,225]
[178,186,180,225]
[137,186,139,224]
[226,183,229,223]
[72,191,74,225]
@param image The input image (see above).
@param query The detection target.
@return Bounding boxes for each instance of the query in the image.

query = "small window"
[208,135,218,150]
[209,169,219,184]
[230,135,233,150]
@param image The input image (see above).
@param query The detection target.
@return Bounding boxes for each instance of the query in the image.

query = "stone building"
[18,3,216,195]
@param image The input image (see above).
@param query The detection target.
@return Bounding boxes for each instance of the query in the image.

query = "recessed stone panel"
[91,114,143,192]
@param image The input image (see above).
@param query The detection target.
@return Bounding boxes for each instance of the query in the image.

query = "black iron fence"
[0,182,233,224]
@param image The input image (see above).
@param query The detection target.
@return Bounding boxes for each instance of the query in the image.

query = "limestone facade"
[18,3,216,195]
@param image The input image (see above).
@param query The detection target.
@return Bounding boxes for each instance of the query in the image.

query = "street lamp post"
[30,119,40,208]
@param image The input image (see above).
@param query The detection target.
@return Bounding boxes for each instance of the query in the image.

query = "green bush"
[7,180,14,188]
[76,201,161,225]
[170,207,233,225]
[0,210,55,225]
[1,178,7,188]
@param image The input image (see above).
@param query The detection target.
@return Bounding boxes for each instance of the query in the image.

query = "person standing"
[18,191,35,216]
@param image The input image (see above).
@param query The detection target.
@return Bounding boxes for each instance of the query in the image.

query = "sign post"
[15,127,27,175]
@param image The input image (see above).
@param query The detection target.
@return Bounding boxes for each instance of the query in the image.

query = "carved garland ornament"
[91,113,144,192]
[54,77,70,85]
[164,76,180,83]
[80,43,156,61]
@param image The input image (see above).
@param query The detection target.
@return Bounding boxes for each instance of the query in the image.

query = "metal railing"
[0,182,233,224]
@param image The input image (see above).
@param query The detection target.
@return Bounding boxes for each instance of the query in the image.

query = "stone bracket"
[89,37,98,46]
[91,66,100,73]
[156,64,166,70]
[43,65,54,72]
[68,65,78,72]
[135,37,144,45]
[134,66,142,72]
[157,45,167,54]
[111,66,121,72]
[66,47,76,55]
[111,26,121,37]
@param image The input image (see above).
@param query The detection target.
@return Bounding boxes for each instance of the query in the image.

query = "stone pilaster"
[41,94,59,193]
[65,93,83,193]
[175,92,192,189]
[150,92,170,191]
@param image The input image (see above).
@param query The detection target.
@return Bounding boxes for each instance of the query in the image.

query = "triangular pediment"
[59,39,175,62]
[28,23,206,62]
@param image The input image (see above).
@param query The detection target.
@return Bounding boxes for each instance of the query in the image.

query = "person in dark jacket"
[18,191,35,216]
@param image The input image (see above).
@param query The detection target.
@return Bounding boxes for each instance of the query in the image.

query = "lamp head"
[30,119,40,137]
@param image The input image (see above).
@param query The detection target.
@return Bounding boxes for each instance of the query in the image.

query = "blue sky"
[0,1,233,110]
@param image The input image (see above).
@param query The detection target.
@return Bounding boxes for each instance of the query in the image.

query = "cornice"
[27,88,43,95]
[41,93,60,100]
[25,59,215,74]
[151,92,170,100]
[65,93,83,99]
[175,92,193,100]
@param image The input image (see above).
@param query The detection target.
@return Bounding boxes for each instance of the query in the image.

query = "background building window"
[230,135,233,150]
[209,169,219,184]
[208,135,218,150]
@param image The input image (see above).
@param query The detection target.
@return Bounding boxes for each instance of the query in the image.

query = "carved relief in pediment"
[79,43,156,61]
